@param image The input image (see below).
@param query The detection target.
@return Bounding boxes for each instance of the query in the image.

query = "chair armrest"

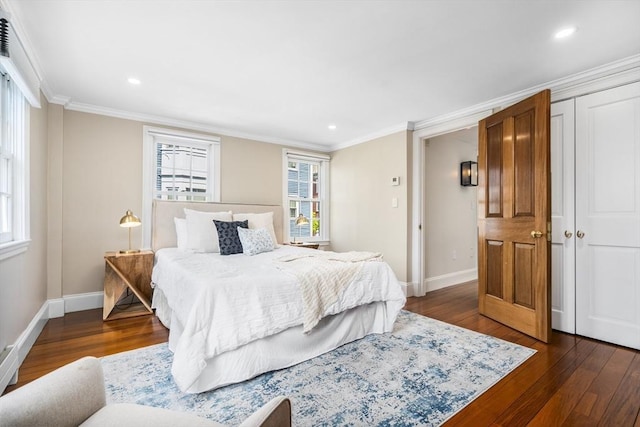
[239,396,291,427]
[0,356,106,427]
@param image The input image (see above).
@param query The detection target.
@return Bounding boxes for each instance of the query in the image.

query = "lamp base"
[119,249,140,254]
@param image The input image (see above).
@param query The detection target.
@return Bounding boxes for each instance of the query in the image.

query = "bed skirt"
[152,288,394,393]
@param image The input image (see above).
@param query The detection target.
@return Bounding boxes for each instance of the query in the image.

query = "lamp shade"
[295,214,309,226]
[119,210,141,228]
[460,161,478,187]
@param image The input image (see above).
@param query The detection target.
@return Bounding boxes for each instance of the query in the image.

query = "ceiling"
[6,0,640,151]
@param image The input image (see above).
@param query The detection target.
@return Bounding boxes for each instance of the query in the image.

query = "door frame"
[409,57,640,297]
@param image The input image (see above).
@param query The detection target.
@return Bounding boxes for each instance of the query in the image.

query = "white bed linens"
[274,250,384,332]
[151,245,406,393]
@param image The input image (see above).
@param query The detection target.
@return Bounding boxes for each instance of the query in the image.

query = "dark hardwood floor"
[5,281,640,426]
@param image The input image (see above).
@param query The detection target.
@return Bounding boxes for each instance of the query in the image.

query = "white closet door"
[550,99,575,333]
[575,81,640,350]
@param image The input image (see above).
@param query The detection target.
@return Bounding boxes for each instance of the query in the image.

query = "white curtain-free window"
[142,126,220,248]
[283,149,330,243]
[0,72,28,258]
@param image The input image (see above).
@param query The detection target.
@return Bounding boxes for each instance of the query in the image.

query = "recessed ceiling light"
[128,77,141,85]
[328,124,337,130]
[554,27,576,39]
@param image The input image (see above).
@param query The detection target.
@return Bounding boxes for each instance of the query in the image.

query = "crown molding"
[329,121,415,152]
[0,0,44,83]
[63,100,331,153]
[414,54,640,132]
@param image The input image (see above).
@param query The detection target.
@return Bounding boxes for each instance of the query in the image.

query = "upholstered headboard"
[152,200,284,251]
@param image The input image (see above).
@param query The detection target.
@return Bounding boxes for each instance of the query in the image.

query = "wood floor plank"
[527,343,615,426]
[492,338,599,426]
[598,353,640,426]
[566,346,637,426]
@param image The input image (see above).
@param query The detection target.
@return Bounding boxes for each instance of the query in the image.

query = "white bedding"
[151,245,406,392]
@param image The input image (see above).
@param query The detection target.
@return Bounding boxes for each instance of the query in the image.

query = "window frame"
[0,72,29,261]
[142,126,220,248]
[282,149,330,244]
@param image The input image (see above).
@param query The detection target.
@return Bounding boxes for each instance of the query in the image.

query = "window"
[283,150,330,243]
[142,126,220,247]
[155,143,210,201]
[0,72,28,259]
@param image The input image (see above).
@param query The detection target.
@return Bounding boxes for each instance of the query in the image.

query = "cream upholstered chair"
[0,357,291,427]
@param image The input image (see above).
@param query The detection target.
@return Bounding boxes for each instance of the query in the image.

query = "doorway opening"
[422,127,478,293]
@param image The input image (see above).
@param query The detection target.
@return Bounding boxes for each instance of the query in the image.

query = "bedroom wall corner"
[47,103,64,302]
[330,130,410,282]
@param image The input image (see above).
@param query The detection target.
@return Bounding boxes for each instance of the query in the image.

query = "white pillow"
[184,208,233,253]
[174,217,188,251]
[237,227,274,256]
[232,212,278,248]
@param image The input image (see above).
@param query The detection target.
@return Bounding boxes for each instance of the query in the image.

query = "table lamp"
[119,209,141,254]
[293,213,309,243]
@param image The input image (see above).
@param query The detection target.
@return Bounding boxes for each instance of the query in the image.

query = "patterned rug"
[101,311,535,426]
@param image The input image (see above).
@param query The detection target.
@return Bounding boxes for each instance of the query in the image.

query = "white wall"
[330,130,412,283]
[423,128,478,291]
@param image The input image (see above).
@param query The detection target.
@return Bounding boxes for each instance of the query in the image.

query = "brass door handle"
[576,230,585,239]
[564,230,573,238]
[531,230,543,238]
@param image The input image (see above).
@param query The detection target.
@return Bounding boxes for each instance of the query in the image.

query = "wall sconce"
[460,161,478,187]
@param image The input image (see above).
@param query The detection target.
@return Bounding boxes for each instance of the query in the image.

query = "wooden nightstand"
[103,250,154,321]
[285,242,320,250]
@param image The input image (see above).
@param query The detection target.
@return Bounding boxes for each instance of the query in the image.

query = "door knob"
[531,230,543,238]
[564,230,573,238]
[576,230,585,239]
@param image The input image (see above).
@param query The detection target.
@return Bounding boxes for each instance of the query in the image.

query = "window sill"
[283,239,330,246]
[0,239,31,261]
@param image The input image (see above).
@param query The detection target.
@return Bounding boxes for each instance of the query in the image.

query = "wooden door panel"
[478,89,551,343]
[486,240,503,298]
[514,111,535,217]
[513,242,535,309]
[486,123,504,217]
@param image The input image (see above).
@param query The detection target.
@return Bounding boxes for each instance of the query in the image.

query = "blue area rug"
[102,311,535,426]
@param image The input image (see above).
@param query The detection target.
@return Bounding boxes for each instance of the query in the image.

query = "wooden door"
[575,82,640,350]
[478,90,551,343]
[550,99,576,333]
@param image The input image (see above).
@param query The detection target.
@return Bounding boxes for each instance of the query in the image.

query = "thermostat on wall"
[391,176,400,186]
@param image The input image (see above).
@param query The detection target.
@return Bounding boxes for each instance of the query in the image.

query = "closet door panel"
[575,81,640,350]
[550,99,575,333]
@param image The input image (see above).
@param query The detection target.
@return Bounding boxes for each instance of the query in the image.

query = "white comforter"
[151,246,406,391]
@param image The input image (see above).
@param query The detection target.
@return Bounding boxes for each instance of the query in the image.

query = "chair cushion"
[0,357,105,427]
[82,403,222,427]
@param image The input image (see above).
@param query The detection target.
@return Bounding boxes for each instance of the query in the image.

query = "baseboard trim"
[397,281,415,298]
[64,291,103,313]
[48,298,65,318]
[425,269,478,293]
[0,345,18,393]
[0,300,49,393]
[15,303,49,366]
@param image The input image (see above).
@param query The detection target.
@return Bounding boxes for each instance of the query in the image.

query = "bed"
[150,200,406,394]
